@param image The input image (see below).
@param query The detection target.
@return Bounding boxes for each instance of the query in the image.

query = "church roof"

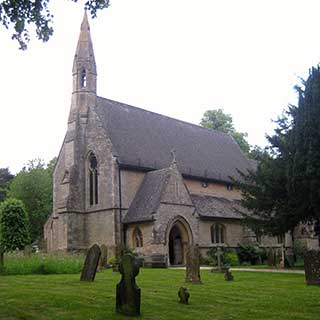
[124,168,172,224]
[190,194,245,220]
[96,96,254,183]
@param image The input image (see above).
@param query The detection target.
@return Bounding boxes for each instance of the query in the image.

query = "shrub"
[237,244,263,265]
[224,252,239,266]
[0,198,31,251]
[107,256,117,266]
[206,247,239,266]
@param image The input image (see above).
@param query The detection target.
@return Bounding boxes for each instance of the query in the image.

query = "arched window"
[81,69,87,88]
[88,152,98,206]
[133,228,143,248]
[211,224,225,244]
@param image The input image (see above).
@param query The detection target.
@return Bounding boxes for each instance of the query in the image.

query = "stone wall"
[198,219,243,249]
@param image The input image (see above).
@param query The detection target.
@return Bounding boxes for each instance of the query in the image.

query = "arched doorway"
[168,220,191,266]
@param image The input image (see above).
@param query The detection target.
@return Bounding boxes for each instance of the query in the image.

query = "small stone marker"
[99,244,108,269]
[178,287,190,304]
[24,245,31,257]
[304,250,320,286]
[224,269,234,281]
[116,253,141,316]
[80,244,101,281]
[185,244,201,284]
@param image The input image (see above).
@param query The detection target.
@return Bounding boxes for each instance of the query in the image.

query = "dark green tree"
[200,109,251,155]
[0,198,31,251]
[237,66,320,240]
[0,0,109,50]
[9,158,55,242]
[0,168,14,203]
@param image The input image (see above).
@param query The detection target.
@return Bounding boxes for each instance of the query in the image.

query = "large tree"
[0,168,14,203]
[9,158,55,242]
[0,0,109,50]
[200,109,251,155]
[238,66,320,240]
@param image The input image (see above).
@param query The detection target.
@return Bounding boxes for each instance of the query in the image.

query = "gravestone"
[24,245,31,257]
[224,269,234,281]
[0,245,4,267]
[99,244,108,269]
[304,250,320,286]
[116,253,141,316]
[178,287,190,304]
[185,245,201,284]
[267,248,277,267]
[80,244,101,281]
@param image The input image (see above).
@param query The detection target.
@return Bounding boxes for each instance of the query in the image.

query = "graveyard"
[0,265,319,320]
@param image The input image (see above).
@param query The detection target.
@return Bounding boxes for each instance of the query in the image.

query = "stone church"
[44,13,303,266]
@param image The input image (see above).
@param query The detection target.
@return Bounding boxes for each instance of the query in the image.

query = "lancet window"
[88,152,98,206]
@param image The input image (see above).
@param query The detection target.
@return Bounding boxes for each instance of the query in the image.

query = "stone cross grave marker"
[116,253,141,316]
[80,244,101,281]
[178,287,190,304]
[185,244,201,284]
[99,244,108,269]
[216,247,223,271]
[304,250,320,286]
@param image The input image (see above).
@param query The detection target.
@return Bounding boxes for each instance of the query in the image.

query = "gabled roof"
[96,97,254,183]
[190,194,245,220]
[123,168,171,224]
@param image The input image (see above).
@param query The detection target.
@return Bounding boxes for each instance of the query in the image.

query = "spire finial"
[170,149,177,166]
[81,10,90,31]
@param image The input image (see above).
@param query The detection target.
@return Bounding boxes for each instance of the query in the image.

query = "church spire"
[69,11,97,121]
[72,11,97,94]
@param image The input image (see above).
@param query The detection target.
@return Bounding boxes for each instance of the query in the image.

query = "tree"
[0,198,31,251]
[9,158,55,242]
[0,168,14,203]
[0,0,109,50]
[200,109,251,155]
[237,66,320,240]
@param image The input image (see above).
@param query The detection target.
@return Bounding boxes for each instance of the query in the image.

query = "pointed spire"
[73,11,96,75]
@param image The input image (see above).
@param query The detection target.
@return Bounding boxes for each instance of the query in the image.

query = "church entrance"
[168,221,191,266]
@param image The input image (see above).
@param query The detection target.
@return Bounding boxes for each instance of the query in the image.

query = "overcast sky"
[1,0,320,173]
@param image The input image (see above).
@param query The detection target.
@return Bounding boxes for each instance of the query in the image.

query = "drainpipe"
[117,159,126,249]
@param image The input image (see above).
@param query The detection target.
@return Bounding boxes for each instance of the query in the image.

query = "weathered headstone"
[80,244,101,281]
[99,244,108,269]
[185,244,201,284]
[24,245,31,257]
[0,245,4,267]
[267,248,276,267]
[304,250,320,286]
[178,287,190,304]
[224,269,234,281]
[116,253,141,316]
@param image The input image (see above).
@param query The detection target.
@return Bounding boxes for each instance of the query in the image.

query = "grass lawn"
[0,269,319,320]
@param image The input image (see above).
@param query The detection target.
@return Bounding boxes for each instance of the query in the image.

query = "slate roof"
[96,97,254,183]
[190,194,245,220]
[123,168,172,223]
